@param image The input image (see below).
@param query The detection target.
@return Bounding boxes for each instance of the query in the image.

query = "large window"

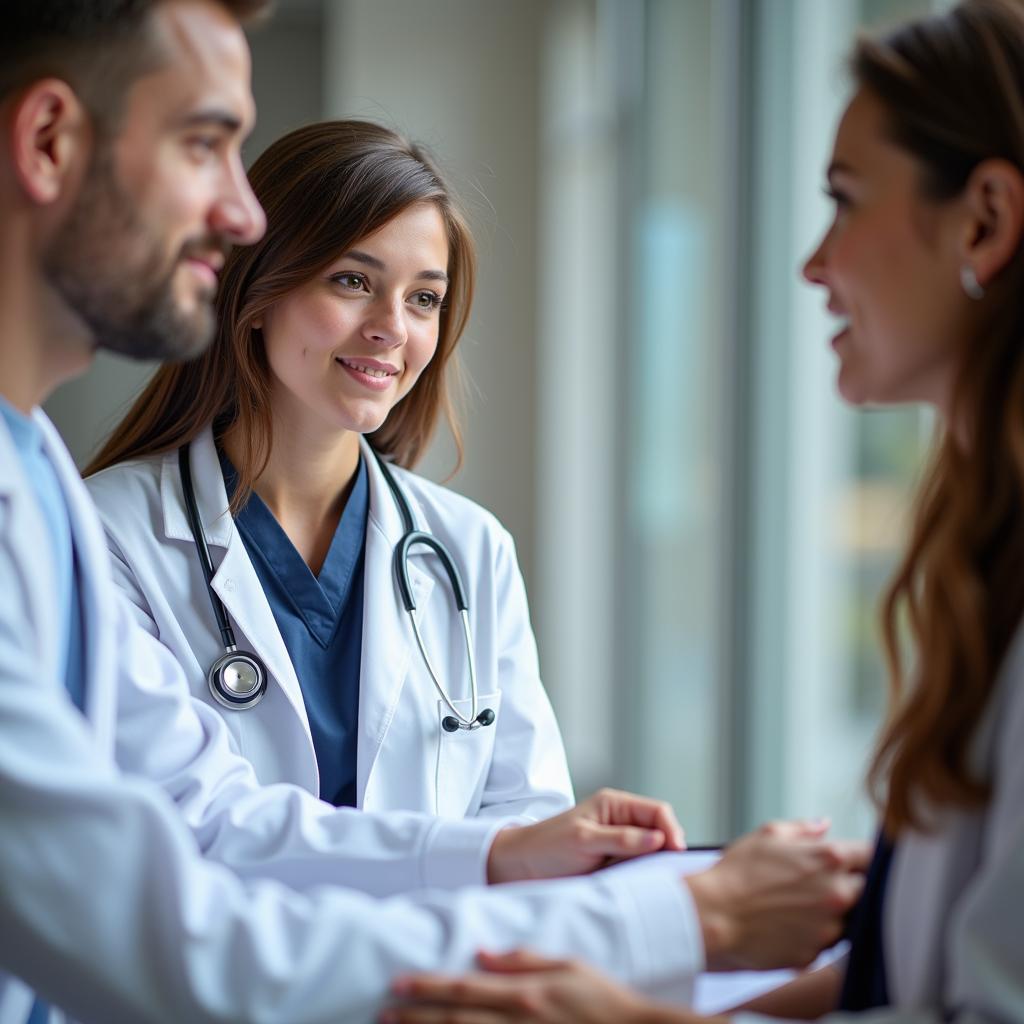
[540,0,938,842]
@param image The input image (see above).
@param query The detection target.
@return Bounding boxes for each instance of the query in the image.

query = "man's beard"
[42,145,227,362]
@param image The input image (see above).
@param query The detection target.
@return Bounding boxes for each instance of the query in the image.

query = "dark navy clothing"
[839,831,894,1009]
[221,451,369,808]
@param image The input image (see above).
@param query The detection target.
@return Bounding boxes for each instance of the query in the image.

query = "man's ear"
[10,78,91,206]
[960,157,1024,289]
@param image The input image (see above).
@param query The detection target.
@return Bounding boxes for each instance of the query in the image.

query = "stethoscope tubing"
[372,450,489,731]
[179,444,268,709]
[179,444,237,651]
[180,441,493,731]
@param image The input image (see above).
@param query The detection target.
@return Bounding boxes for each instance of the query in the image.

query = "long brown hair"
[854,0,1024,833]
[86,119,476,512]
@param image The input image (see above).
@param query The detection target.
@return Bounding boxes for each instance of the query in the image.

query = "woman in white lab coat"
[384,1,1024,1021]
[85,120,574,820]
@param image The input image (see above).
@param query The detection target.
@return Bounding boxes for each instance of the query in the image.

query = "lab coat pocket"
[435,690,502,819]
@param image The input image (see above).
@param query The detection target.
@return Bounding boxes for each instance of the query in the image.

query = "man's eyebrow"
[343,250,449,284]
[176,109,245,133]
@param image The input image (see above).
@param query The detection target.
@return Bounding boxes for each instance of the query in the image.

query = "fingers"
[476,950,569,974]
[826,867,866,912]
[757,818,830,841]
[381,1006,506,1024]
[829,838,872,872]
[581,823,667,858]
[392,973,539,1011]
[586,789,686,850]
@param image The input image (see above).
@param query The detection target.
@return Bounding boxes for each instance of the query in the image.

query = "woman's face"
[260,201,450,437]
[802,88,971,412]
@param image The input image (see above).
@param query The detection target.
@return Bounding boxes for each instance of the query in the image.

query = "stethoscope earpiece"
[441,707,496,733]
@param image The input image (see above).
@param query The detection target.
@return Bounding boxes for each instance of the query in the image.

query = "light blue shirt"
[0,399,85,1023]
[0,399,84,712]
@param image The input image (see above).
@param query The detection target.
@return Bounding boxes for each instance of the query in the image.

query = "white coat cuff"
[607,864,704,1003]
[420,817,508,890]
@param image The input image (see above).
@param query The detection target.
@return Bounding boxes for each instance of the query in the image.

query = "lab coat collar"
[160,430,435,549]
[160,427,233,547]
[360,436,423,542]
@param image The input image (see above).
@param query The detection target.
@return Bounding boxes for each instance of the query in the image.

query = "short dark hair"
[2,1,272,124]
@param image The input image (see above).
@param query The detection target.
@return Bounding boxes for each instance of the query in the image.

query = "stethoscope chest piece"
[179,443,270,711]
[208,648,268,710]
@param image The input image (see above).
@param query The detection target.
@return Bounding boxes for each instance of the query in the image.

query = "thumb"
[585,824,666,857]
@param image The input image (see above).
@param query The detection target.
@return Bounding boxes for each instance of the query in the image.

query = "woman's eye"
[411,290,443,311]
[824,186,851,211]
[332,273,367,291]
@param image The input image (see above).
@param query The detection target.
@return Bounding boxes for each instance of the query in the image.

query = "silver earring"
[960,265,985,300]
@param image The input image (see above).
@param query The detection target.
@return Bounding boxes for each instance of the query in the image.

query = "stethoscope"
[178,442,495,732]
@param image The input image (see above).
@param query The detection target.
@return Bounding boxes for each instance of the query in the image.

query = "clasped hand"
[486,788,687,883]
[389,818,870,1024]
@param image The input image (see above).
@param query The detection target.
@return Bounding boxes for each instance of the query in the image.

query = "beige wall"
[324,0,545,580]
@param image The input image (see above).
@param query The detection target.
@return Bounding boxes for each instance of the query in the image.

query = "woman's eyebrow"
[827,159,858,180]
[342,250,448,283]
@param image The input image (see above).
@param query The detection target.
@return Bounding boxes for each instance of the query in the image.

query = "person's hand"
[486,789,686,884]
[382,949,697,1024]
[685,819,870,971]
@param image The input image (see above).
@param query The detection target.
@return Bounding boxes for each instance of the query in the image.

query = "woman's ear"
[960,157,1024,288]
[10,78,91,206]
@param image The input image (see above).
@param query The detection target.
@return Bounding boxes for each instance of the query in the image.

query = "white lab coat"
[737,620,1024,1023]
[85,426,573,820]
[0,409,704,1023]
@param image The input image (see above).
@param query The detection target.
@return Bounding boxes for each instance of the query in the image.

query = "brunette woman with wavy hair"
[84,119,575,823]
[381,2,1024,1021]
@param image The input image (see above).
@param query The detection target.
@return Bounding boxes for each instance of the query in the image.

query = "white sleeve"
[474,526,575,822]
[110,589,509,895]
[0,570,701,1022]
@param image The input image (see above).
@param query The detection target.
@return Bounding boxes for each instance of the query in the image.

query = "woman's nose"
[801,232,829,286]
[362,297,407,348]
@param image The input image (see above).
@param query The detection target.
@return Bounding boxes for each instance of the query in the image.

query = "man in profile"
[0,2,867,1021]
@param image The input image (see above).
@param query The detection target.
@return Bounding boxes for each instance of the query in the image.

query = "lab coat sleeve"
[0,550,707,1022]
[474,525,575,822]
[111,588,514,896]
[734,656,1024,1024]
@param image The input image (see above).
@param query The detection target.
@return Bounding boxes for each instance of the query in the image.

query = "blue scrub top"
[220,450,369,807]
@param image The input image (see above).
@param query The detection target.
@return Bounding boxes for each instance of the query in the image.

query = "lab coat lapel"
[356,438,435,807]
[160,428,312,735]
[35,413,121,753]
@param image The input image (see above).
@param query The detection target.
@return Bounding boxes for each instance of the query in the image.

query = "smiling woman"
[82,119,575,823]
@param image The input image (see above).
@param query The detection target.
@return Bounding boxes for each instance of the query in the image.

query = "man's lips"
[182,256,222,288]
